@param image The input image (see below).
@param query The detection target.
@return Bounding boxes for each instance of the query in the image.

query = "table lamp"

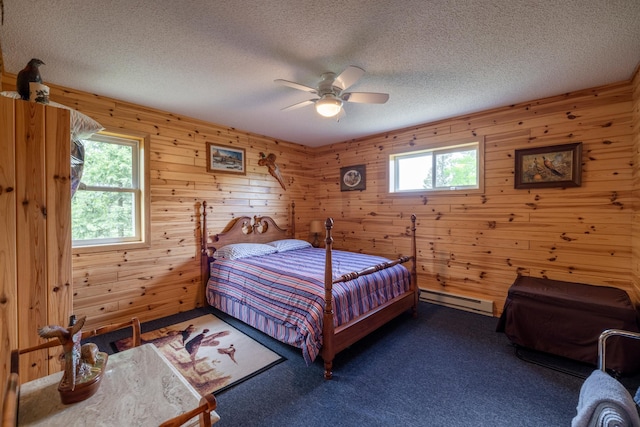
[309,220,324,248]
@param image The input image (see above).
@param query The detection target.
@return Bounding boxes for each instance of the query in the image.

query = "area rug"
[113,314,284,395]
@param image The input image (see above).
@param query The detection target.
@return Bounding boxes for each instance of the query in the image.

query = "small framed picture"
[340,165,366,191]
[514,142,582,189]
[206,143,246,175]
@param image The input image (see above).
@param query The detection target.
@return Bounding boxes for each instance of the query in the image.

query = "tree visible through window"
[72,131,148,248]
[389,141,481,193]
[434,147,477,188]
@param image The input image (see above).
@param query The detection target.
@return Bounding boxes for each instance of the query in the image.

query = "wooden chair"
[1,373,19,427]
[159,394,218,427]
[5,317,142,425]
[10,317,142,374]
[81,317,142,347]
[11,317,141,380]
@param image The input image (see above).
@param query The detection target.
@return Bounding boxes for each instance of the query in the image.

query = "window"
[389,140,483,193]
[390,142,480,192]
[72,130,150,251]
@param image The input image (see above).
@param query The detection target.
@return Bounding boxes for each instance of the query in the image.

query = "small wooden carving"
[258,152,286,190]
[241,219,253,234]
[255,218,268,234]
[38,315,108,404]
[240,216,269,234]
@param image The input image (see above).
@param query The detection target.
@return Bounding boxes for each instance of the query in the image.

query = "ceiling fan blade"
[341,92,389,104]
[281,99,316,111]
[334,66,365,91]
[274,79,318,94]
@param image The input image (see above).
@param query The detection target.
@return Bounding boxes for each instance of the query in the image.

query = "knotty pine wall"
[2,67,639,332]
[632,67,640,302]
[1,74,315,331]
[310,79,638,313]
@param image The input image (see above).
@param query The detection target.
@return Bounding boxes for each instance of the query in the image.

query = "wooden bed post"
[200,201,209,306]
[322,217,335,380]
[410,214,418,317]
[199,200,419,380]
[291,201,295,237]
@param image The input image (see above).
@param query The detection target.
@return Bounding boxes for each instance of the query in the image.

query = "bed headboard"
[200,200,294,255]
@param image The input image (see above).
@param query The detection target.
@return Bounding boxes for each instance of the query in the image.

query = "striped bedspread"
[206,247,411,364]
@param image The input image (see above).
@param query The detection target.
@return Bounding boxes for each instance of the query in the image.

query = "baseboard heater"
[419,289,494,316]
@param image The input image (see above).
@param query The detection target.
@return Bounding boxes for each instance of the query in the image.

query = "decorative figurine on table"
[38,315,108,404]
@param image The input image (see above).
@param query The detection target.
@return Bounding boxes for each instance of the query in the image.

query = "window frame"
[388,137,485,195]
[72,129,151,254]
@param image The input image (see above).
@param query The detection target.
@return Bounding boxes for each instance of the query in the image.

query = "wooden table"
[18,344,220,426]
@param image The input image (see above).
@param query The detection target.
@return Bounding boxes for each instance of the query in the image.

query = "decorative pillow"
[1,91,104,139]
[267,239,312,252]
[213,243,277,260]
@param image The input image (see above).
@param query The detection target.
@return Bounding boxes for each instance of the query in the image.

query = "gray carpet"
[87,302,596,426]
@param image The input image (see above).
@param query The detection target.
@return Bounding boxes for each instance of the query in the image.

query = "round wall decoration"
[343,169,362,188]
[340,165,366,191]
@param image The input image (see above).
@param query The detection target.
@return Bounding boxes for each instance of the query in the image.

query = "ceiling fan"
[274,66,389,118]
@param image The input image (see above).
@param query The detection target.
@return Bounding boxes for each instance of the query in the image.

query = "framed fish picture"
[514,143,582,189]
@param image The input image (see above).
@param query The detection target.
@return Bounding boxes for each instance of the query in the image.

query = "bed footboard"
[321,215,418,379]
[199,200,418,380]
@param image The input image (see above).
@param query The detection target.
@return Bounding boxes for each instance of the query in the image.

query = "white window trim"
[72,129,151,254]
[388,136,485,195]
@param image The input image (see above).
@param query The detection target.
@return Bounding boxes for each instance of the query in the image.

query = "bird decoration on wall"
[258,152,286,190]
[16,58,45,101]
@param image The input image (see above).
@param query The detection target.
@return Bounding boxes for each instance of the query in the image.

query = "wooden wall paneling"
[0,96,17,402]
[448,82,630,133]
[0,94,73,384]
[3,76,315,329]
[15,101,50,380]
[312,81,637,314]
[3,72,637,325]
[44,106,72,373]
[632,64,640,302]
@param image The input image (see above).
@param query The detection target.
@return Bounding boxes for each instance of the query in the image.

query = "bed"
[199,201,418,379]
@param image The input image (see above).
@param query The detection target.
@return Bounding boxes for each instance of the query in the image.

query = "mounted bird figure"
[38,315,85,391]
[258,152,286,190]
[16,58,45,101]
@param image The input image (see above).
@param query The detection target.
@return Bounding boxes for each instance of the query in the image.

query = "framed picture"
[340,164,366,191]
[514,142,582,189]
[206,143,246,175]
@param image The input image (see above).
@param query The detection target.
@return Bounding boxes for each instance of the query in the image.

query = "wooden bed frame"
[200,201,418,379]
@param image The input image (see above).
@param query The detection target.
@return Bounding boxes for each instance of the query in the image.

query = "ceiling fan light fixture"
[315,95,343,117]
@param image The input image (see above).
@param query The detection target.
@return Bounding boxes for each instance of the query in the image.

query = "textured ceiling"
[1,1,640,147]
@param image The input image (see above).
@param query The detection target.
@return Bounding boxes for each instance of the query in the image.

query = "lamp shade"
[309,220,324,234]
[315,95,342,117]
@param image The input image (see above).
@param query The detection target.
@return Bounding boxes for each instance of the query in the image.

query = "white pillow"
[1,91,104,139]
[267,239,312,252]
[213,243,277,260]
